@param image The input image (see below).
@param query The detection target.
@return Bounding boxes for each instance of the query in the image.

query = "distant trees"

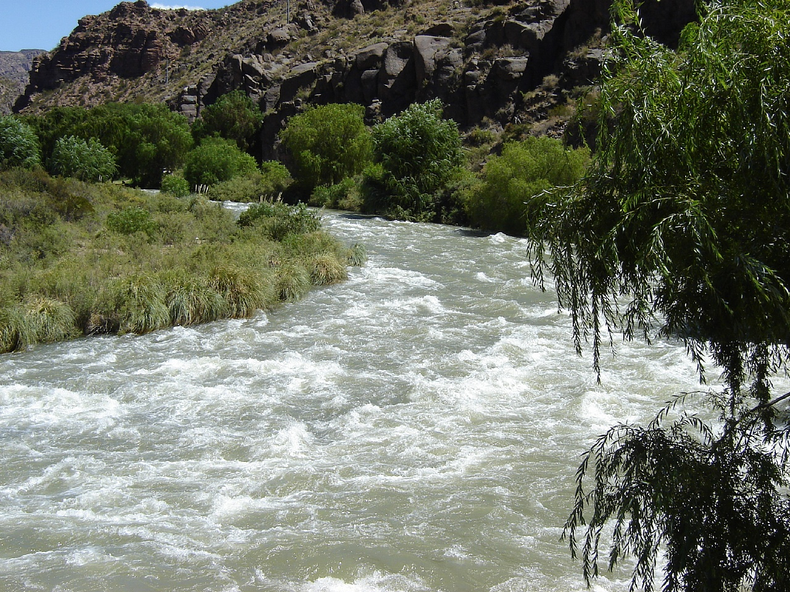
[49,136,117,182]
[466,136,589,235]
[26,103,193,186]
[192,90,262,151]
[0,116,41,170]
[281,103,372,192]
[361,99,464,221]
[527,1,790,590]
[183,137,258,188]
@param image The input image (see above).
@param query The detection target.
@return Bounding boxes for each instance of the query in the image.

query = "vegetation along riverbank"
[0,167,365,353]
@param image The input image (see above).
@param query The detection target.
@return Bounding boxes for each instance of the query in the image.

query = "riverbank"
[0,168,364,353]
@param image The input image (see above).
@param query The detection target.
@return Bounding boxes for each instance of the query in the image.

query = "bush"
[309,177,359,210]
[361,99,464,221]
[207,162,292,202]
[106,207,157,238]
[49,136,117,182]
[281,103,372,191]
[237,201,320,240]
[111,274,170,335]
[163,273,228,326]
[183,137,258,189]
[0,116,41,170]
[160,174,191,197]
[466,136,589,236]
[192,90,262,151]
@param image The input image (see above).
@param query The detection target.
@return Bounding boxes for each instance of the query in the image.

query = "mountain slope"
[0,50,45,114]
[14,0,696,149]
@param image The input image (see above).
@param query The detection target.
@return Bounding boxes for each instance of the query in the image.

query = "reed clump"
[0,169,361,353]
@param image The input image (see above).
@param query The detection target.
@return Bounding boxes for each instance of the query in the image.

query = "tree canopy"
[0,116,41,170]
[26,103,193,187]
[192,90,262,151]
[280,102,372,192]
[361,99,464,220]
[527,1,790,590]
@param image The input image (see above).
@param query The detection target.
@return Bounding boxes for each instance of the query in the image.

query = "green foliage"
[160,174,191,197]
[361,99,464,221]
[192,90,262,151]
[0,116,41,170]
[467,137,589,236]
[527,2,790,590]
[281,103,372,191]
[308,177,359,210]
[0,169,357,352]
[27,103,193,187]
[184,137,258,188]
[207,162,292,202]
[111,274,170,335]
[48,136,117,182]
[237,201,321,241]
[308,253,348,285]
[106,207,157,238]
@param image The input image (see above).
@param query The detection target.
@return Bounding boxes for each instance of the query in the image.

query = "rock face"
[16,0,211,109]
[0,50,45,114]
[16,0,696,154]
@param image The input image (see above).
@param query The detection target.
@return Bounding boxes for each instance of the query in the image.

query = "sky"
[0,1,235,52]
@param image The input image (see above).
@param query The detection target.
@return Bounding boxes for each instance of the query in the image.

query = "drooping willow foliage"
[527,1,790,590]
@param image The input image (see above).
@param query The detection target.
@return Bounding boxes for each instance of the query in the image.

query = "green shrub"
[346,243,368,267]
[309,177,359,209]
[209,265,273,318]
[361,99,464,221]
[192,90,262,151]
[160,174,191,197]
[466,136,589,236]
[162,271,228,326]
[208,163,292,203]
[0,305,34,353]
[281,103,372,191]
[49,136,117,182]
[23,295,77,344]
[275,262,311,301]
[106,207,157,238]
[183,137,258,188]
[0,116,41,170]
[237,202,321,240]
[308,253,348,285]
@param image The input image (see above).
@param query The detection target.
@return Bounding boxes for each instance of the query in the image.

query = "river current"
[0,211,704,592]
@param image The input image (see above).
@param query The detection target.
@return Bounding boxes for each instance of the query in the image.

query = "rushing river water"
[0,211,706,592]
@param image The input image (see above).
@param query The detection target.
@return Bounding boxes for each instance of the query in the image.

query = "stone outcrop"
[16,0,212,109]
[0,50,45,114]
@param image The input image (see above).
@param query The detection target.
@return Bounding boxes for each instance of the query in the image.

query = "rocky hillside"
[0,50,45,115]
[14,0,696,155]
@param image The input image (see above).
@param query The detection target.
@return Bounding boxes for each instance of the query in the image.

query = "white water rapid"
[0,211,705,592]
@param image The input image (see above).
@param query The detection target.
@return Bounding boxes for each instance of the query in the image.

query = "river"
[0,211,704,592]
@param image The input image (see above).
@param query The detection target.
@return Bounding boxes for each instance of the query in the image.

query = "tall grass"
[0,169,361,352]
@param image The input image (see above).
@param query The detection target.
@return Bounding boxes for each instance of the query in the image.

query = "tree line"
[0,91,589,236]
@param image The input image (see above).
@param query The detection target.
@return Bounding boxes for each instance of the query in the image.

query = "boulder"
[414,35,452,85]
[354,42,389,70]
[280,61,319,103]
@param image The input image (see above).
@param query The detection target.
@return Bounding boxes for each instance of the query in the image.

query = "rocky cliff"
[14,0,696,154]
[0,50,45,114]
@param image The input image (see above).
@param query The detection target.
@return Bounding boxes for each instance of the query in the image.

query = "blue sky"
[1,1,235,52]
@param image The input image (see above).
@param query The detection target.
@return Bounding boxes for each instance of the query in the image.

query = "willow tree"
[528,1,790,590]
